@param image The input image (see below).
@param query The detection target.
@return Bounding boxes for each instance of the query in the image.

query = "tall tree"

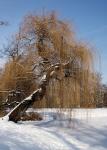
[0,12,96,121]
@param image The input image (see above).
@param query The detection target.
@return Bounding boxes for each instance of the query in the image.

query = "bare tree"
[0,21,8,26]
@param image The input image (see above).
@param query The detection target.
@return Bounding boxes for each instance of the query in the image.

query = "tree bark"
[7,60,74,123]
[8,88,46,122]
[8,64,59,122]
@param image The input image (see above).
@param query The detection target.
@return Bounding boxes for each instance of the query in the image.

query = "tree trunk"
[7,61,74,123]
[8,88,46,122]
[8,64,58,122]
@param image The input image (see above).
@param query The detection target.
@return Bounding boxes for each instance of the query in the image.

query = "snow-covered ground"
[0,108,107,150]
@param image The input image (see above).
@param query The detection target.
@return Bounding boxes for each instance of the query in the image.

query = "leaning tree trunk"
[7,60,74,123]
[8,64,60,122]
[8,88,46,122]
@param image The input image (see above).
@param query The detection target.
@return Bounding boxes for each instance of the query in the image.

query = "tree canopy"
[0,12,97,113]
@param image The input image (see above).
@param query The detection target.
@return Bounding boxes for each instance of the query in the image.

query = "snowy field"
[0,108,107,150]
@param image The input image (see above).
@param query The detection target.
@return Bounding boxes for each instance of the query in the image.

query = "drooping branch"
[7,59,75,123]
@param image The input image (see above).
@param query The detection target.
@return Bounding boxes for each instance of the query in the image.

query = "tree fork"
[8,64,59,122]
[7,60,74,123]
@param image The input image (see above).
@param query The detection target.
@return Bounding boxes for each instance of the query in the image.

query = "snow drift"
[0,108,107,150]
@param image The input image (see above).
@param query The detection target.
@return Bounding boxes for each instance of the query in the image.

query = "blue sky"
[0,0,107,83]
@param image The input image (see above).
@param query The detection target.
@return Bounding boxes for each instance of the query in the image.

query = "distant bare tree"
[0,21,8,26]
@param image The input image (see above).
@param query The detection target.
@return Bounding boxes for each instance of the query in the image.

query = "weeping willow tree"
[1,12,96,122]
[18,11,95,108]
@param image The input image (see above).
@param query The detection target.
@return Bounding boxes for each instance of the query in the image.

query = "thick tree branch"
[7,58,75,122]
